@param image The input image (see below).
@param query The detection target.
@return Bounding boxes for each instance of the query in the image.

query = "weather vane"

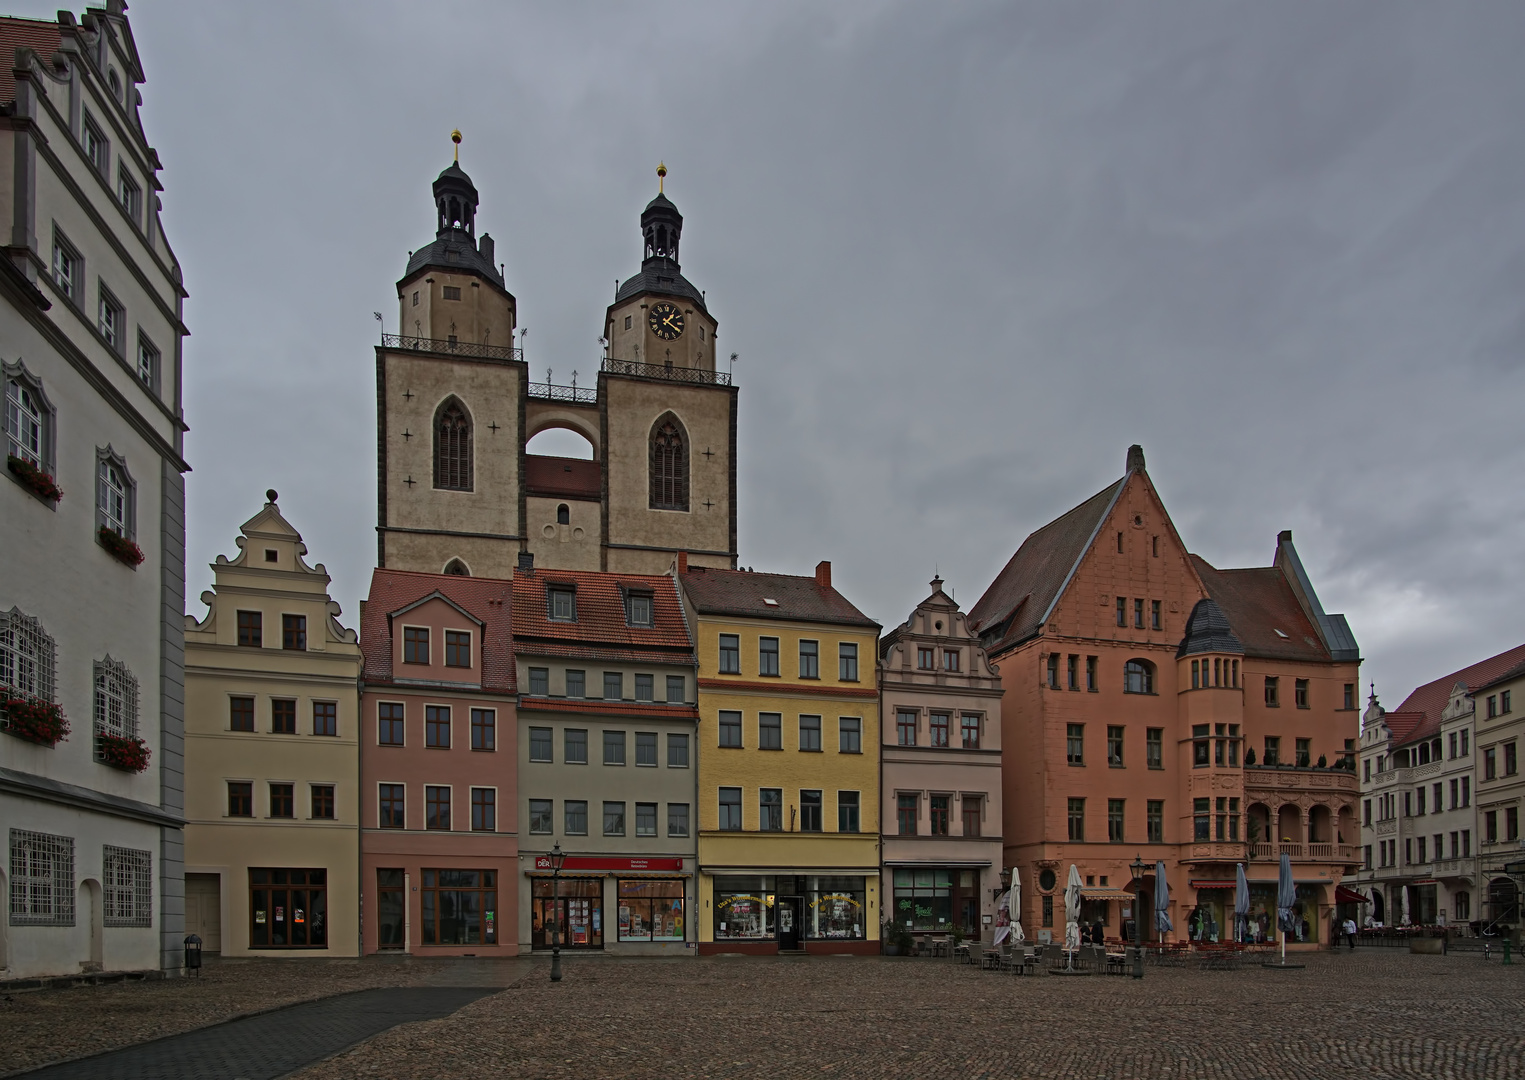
[452,129,462,162]
[657,161,667,193]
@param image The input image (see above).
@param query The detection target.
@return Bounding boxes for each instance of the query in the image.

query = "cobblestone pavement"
[294,950,1524,1080]
[0,956,529,1077]
[12,987,496,1080]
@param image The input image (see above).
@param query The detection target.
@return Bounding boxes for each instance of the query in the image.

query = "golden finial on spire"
[657,161,667,193]
[451,129,462,163]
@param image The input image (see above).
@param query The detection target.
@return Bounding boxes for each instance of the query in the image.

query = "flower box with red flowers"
[98,527,145,567]
[7,455,63,503]
[97,732,151,773]
[1,694,70,747]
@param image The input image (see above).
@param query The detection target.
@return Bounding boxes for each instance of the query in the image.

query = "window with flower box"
[1,608,59,738]
[9,828,74,925]
[103,845,152,926]
[6,362,57,486]
[93,656,143,769]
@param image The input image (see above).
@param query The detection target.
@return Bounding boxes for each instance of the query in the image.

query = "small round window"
[1038,868,1058,892]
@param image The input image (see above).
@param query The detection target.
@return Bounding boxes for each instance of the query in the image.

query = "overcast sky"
[36,1,1525,704]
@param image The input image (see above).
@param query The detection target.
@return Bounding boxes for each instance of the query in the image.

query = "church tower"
[377,154,737,578]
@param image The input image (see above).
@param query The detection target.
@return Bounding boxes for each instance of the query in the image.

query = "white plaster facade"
[1,4,187,979]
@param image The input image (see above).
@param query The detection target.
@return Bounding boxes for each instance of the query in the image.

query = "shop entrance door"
[778,897,802,950]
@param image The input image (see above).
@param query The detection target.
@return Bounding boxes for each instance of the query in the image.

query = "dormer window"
[549,586,576,622]
[625,592,653,627]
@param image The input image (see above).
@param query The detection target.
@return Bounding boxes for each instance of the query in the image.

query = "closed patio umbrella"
[1276,851,1296,964]
[1154,860,1173,938]
[1234,863,1250,943]
[1064,864,1082,954]
[1010,867,1025,945]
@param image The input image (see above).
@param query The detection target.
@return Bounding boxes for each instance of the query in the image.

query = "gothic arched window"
[443,559,470,577]
[434,398,472,491]
[649,414,688,511]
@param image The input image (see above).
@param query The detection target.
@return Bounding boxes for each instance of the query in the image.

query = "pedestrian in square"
[1343,916,1358,950]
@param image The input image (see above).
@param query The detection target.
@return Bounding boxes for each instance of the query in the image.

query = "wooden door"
[185,873,222,953]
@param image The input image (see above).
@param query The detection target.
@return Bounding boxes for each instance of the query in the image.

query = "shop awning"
[1335,885,1370,905]
[1080,888,1135,900]
[1190,880,1236,889]
[883,860,993,868]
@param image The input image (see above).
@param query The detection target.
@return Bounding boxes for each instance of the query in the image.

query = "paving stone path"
[12,986,497,1080]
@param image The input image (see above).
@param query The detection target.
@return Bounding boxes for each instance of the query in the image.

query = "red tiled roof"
[1190,558,1329,663]
[361,568,514,690]
[511,568,694,659]
[524,455,601,501]
[1476,656,1525,695]
[967,479,1124,654]
[1379,711,1427,746]
[678,568,879,629]
[1386,642,1525,748]
[517,698,700,720]
[0,17,62,106]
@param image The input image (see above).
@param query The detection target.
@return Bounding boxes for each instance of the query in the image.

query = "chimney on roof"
[517,551,534,572]
[677,551,688,573]
[1278,529,1293,543]
[816,560,832,589]
[1126,444,1145,473]
[479,232,495,267]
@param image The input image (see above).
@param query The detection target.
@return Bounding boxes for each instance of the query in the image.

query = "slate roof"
[1176,598,1245,658]
[402,231,506,289]
[967,478,1125,654]
[512,568,694,664]
[524,455,601,501]
[1191,558,1330,664]
[0,17,62,106]
[615,257,708,312]
[679,568,879,629]
[361,569,514,690]
[1383,642,1525,749]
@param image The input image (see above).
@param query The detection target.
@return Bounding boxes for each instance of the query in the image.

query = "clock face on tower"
[648,302,685,341]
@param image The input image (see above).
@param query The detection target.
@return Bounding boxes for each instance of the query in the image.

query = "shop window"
[533,876,600,949]
[249,868,327,949]
[421,869,496,946]
[619,879,685,941]
[714,876,773,940]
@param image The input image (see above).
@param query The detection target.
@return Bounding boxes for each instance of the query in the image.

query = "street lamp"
[1130,854,1146,980]
[550,842,566,982]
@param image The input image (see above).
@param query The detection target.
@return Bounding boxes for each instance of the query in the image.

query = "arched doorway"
[1372,887,1385,924]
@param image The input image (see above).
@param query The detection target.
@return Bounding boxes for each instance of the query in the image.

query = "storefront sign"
[532,855,684,872]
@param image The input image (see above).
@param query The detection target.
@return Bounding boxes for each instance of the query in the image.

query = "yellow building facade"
[182,493,363,956]
[679,561,881,954]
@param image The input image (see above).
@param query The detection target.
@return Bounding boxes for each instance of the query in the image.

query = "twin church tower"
[376,152,738,577]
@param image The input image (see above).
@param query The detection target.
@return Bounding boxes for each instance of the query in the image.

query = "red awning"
[1190,879,1236,889]
[1335,885,1369,904]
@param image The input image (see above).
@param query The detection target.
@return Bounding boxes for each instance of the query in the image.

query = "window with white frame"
[9,828,75,926]
[4,362,54,471]
[136,334,159,391]
[118,169,141,222]
[96,450,134,538]
[52,231,80,302]
[1,607,57,705]
[82,113,108,174]
[102,845,152,926]
[98,285,124,353]
[94,656,139,743]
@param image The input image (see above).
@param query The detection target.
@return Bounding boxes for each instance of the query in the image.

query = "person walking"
[1343,916,1358,951]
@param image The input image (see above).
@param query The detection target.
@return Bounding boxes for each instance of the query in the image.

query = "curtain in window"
[650,418,688,511]
[434,399,472,491]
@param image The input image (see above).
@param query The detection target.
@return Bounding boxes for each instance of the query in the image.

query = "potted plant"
[98,527,145,567]
[96,731,151,773]
[7,455,63,503]
[882,919,913,956]
[2,693,69,747]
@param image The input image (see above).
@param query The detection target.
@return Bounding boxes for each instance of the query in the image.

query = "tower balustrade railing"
[600,357,733,386]
[381,334,524,363]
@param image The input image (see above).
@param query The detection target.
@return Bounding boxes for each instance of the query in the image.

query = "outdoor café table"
[931,938,950,958]
[982,948,1002,970]
[1105,951,1129,975]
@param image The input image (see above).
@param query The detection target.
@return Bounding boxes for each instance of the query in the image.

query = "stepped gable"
[361,568,514,689]
[679,567,879,629]
[511,567,694,665]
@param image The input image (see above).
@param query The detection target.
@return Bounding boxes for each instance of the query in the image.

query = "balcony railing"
[601,356,732,386]
[381,334,523,363]
[526,380,597,405]
[1249,842,1360,863]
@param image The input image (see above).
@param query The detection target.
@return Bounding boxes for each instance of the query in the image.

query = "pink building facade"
[359,570,517,955]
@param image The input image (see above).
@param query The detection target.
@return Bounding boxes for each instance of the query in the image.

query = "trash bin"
[184,933,203,976]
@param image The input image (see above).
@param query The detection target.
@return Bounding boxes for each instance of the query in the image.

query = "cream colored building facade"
[376,162,736,580]
[1475,661,1525,934]
[182,494,361,955]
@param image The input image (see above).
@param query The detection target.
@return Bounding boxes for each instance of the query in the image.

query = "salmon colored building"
[359,570,516,954]
[968,446,1363,947]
